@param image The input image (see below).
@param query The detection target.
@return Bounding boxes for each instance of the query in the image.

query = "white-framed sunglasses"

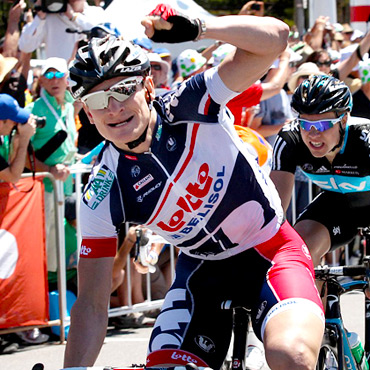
[81,76,144,110]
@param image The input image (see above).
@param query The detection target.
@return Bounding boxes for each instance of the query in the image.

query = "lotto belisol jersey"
[273,116,370,207]
[80,69,284,260]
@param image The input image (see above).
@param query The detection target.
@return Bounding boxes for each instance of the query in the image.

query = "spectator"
[174,49,207,86]
[342,23,354,44]
[147,52,170,93]
[238,1,264,16]
[132,37,153,52]
[287,62,324,94]
[110,224,158,329]
[18,0,105,61]
[27,57,77,277]
[305,20,370,92]
[1,0,31,107]
[0,94,36,183]
[352,58,370,119]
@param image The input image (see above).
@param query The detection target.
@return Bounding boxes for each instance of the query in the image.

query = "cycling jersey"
[272,116,370,207]
[80,68,284,260]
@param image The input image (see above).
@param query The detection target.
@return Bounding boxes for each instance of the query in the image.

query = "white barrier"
[0,165,343,341]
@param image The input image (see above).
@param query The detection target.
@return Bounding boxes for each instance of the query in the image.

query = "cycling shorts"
[296,190,370,251]
[146,222,324,370]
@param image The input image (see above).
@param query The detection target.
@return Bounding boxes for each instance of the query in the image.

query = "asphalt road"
[0,291,365,370]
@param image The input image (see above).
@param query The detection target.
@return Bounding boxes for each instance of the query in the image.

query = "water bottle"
[348,331,369,370]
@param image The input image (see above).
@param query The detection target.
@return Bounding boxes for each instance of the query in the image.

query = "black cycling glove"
[147,3,204,43]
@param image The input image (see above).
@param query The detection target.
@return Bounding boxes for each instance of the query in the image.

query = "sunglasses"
[81,76,144,110]
[44,71,66,79]
[298,114,345,132]
[316,60,331,67]
[151,64,162,71]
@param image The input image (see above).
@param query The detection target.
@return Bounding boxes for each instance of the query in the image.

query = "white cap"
[41,57,68,75]
[147,52,170,75]
[177,49,207,78]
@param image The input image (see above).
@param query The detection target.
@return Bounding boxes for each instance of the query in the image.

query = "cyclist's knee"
[265,336,318,369]
[294,220,330,266]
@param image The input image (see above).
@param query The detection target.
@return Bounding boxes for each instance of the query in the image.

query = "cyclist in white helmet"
[63,5,325,370]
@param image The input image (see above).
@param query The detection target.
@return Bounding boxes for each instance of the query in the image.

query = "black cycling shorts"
[296,190,370,251]
[146,222,324,370]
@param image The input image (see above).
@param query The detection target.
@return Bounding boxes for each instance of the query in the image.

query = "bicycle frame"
[324,277,367,369]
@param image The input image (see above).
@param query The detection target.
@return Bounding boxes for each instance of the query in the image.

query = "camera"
[24,116,46,128]
[251,3,261,11]
[34,0,68,13]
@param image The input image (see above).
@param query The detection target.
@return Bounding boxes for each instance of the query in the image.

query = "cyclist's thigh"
[251,222,325,341]
[147,253,234,369]
[296,191,360,251]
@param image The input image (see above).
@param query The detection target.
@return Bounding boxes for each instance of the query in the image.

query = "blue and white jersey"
[273,116,370,207]
[80,68,284,260]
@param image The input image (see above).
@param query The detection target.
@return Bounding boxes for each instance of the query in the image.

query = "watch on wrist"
[195,18,206,41]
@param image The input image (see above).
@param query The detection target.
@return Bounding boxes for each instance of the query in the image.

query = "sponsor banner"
[0,177,48,328]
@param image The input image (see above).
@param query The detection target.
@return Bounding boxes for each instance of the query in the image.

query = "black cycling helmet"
[291,75,353,115]
[68,36,151,99]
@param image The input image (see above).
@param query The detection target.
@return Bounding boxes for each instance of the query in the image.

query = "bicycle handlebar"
[314,264,367,279]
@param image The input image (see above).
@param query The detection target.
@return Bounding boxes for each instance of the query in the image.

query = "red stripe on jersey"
[146,349,209,368]
[147,124,200,225]
[80,237,117,258]
[351,6,370,22]
[204,94,211,115]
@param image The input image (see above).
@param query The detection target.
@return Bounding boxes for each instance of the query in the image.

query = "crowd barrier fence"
[0,164,347,342]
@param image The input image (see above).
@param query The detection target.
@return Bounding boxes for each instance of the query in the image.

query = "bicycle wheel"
[316,344,339,370]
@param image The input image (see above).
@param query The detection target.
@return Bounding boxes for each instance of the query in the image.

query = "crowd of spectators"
[0,0,369,355]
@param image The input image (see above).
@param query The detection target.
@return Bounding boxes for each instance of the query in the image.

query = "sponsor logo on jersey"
[134,174,154,191]
[155,122,162,141]
[80,245,92,256]
[131,165,140,178]
[360,129,370,144]
[333,225,341,235]
[83,165,115,210]
[157,163,225,237]
[137,181,162,202]
[166,136,177,151]
[255,300,267,322]
[170,351,198,364]
[316,166,329,173]
[233,359,241,368]
[311,177,367,192]
[302,163,314,171]
[194,335,215,353]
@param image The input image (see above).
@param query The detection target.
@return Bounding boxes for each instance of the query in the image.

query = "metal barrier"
[0,163,174,341]
[0,166,346,341]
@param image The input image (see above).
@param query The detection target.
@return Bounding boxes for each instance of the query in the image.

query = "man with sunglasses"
[28,56,77,281]
[271,74,370,269]
[63,5,327,370]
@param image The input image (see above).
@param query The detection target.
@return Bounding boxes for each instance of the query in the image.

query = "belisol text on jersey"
[157,163,225,238]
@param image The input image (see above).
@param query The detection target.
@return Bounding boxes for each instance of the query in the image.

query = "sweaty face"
[299,112,346,160]
[84,76,155,151]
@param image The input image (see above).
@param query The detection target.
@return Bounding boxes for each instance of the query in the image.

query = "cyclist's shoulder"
[276,119,302,145]
[347,115,370,130]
